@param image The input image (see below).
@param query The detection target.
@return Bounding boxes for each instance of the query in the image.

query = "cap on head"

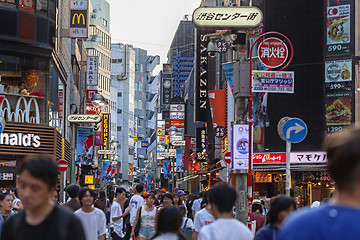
[161,188,167,193]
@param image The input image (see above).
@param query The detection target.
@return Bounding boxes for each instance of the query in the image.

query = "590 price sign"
[327,44,350,55]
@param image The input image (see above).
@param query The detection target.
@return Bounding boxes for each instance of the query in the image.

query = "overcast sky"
[107,0,201,74]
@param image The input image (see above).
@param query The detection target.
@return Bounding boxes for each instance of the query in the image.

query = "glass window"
[37,0,48,16]
[18,12,35,41]
[103,19,107,27]
[0,9,17,37]
[37,16,48,43]
[49,0,56,20]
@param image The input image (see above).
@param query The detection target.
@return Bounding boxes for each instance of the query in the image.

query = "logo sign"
[71,0,88,10]
[216,39,229,54]
[162,79,172,105]
[86,102,100,115]
[87,56,99,86]
[57,159,68,172]
[192,7,263,29]
[170,104,185,112]
[67,114,101,123]
[258,37,288,68]
[232,124,250,170]
[159,152,176,158]
[224,152,232,164]
[253,153,287,164]
[163,64,173,74]
[97,149,115,155]
[86,90,98,101]
[215,126,226,138]
[252,71,294,93]
[170,120,184,128]
[171,140,186,147]
[290,152,327,164]
[84,175,94,185]
[282,118,308,143]
[141,141,149,148]
[325,59,352,82]
[170,112,185,120]
[0,116,5,135]
[101,114,111,159]
[70,9,88,38]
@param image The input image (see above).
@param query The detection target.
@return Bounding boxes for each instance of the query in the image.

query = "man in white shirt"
[192,192,204,217]
[111,187,129,240]
[198,183,253,240]
[75,188,107,240]
[129,184,145,230]
[192,192,215,240]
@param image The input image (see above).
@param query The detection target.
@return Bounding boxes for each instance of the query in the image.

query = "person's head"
[10,188,18,198]
[160,188,167,195]
[156,206,182,234]
[78,188,97,207]
[65,184,80,199]
[18,81,26,90]
[135,183,144,195]
[98,190,106,200]
[173,193,180,205]
[252,203,263,213]
[268,195,296,226]
[108,190,115,204]
[145,193,155,206]
[184,191,189,199]
[209,183,237,218]
[162,193,173,207]
[259,190,266,197]
[17,155,58,211]
[0,193,13,212]
[131,184,138,194]
[179,205,187,217]
[177,190,186,202]
[154,189,160,198]
[115,187,126,201]
[326,126,360,193]
[188,193,195,202]
[199,191,205,199]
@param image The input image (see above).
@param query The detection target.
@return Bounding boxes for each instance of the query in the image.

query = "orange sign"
[170,120,184,128]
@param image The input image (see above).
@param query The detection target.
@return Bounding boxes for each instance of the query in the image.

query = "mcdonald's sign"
[70,10,87,28]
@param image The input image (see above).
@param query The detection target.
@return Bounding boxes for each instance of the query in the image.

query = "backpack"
[180,218,193,239]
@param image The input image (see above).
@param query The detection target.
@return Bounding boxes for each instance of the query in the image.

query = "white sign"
[97,149,116,155]
[252,71,294,93]
[159,152,176,158]
[232,124,250,170]
[70,0,88,10]
[325,59,352,82]
[192,7,263,29]
[87,56,99,86]
[170,135,183,142]
[171,140,186,147]
[0,133,40,148]
[67,114,102,123]
[170,112,185,120]
[170,104,185,112]
[290,152,327,164]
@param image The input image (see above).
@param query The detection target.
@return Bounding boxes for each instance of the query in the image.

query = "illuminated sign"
[69,5,88,38]
[84,175,94,185]
[70,10,87,27]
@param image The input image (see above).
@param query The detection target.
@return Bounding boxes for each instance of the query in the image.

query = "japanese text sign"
[232,124,250,170]
[86,90,98,101]
[252,71,294,93]
[101,114,111,160]
[258,37,288,68]
[253,153,286,164]
[290,152,327,163]
[192,7,263,29]
[87,56,99,86]
[67,114,101,123]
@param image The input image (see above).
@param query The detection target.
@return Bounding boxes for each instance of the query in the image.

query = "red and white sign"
[86,90,98,101]
[258,37,288,68]
[0,95,5,106]
[58,90,63,118]
[224,152,232,164]
[170,120,184,128]
[57,159,68,172]
[86,102,100,114]
[253,153,286,164]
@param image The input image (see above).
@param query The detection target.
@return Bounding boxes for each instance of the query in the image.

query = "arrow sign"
[286,123,305,139]
[282,118,307,143]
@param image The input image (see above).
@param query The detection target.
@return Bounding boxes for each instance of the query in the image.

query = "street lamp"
[169,126,178,136]
[91,93,106,107]
[111,139,119,148]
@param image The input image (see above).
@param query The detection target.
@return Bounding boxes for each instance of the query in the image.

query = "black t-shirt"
[1,205,86,240]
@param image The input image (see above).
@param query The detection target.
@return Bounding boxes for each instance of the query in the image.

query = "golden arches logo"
[72,13,85,25]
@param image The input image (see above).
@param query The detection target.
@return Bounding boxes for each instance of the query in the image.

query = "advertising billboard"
[76,128,94,165]
[176,148,185,172]
[162,78,172,105]
[232,124,250,170]
[100,114,111,159]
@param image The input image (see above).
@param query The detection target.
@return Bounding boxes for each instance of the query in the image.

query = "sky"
[107,0,201,74]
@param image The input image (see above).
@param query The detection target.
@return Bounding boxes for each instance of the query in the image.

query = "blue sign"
[141,141,149,148]
[282,118,307,143]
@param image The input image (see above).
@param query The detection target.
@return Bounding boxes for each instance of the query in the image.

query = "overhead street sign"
[159,152,176,158]
[67,114,102,123]
[192,7,263,29]
[282,118,307,143]
[171,140,186,147]
[97,149,116,155]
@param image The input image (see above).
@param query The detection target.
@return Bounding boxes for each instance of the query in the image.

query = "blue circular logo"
[236,138,249,154]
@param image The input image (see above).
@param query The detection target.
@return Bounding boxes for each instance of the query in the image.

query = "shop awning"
[253,163,328,172]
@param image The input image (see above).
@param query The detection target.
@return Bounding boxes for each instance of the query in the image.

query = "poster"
[222,62,234,96]
[176,148,185,172]
[163,160,172,179]
[326,4,351,55]
[232,124,250,170]
[76,128,94,165]
[325,91,351,135]
[252,71,294,93]
[325,59,352,83]
[253,92,270,129]
[184,136,196,171]
[102,161,115,184]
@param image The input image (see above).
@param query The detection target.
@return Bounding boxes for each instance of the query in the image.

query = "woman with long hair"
[131,193,159,240]
[106,190,115,234]
[251,200,265,232]
[173,193,181,207]
[186,194,195,219]
[151,206,187,240]
[94,190,107,211]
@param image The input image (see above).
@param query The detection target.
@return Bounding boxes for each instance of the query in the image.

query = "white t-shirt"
[182,217,194,230]
[110,201,124,238]
[192,198,202,215]
[193,208,215,232]
[129,194,145,226]
[198,218,253,240]
[74,208,107,240]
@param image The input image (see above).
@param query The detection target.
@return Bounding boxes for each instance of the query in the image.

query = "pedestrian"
[131,193,159,240]
[192,192,204,217]
[110,187,130,240]
[186,194,195,219]
[279,126,360,239]
[160,193,173,208]
[198,183,253,240]
[153,190,161,207]
[151,206,187,240]
[75,188,107,240]
[251,199,266,232]
[106,190,115,234]
[255,195,296,240]
[1,155,86,240]
[129,183,145,237]
[94,190,107,212]
[179,205,194,239]
[9,188,23,212]
[123,186,136,240]
[173,193,181,206]
[160,188,167,196]
[192,191,215,240]
[0,192,15,239]
[62,184,81,212]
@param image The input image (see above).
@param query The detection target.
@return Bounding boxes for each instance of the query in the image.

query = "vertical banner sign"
[58,89,63,118]
[195,29,211,122]
[176,148,185,172]
[209,89,226,128]
[232,124,250,170]
[163,160,172,179]
[69,0,88,39]
[102,161,115,184]
[87,56,99,86]
[101,114,111,159]
[326,4,350,55]
[196,127,207,162]
[76,128,94,165]
[162,78,172,104]
[184,136,196,171]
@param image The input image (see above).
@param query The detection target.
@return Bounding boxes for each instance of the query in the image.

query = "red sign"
[184,136,196,171]
[170,120,184,128]
[95,131,103,146]
[224,152,232,164]
[86,90,98,101]
[58,90,63,118]
[258,37,288,68]
[253,153,286,164]
[57,159,68,172]
[86,102,100,114]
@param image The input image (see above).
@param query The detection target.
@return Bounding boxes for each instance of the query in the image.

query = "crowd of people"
[1,125,360,239]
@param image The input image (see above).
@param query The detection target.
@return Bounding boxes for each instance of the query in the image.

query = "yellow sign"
[88,185,95,190]
[70,10,87,27]
[157,128,163,136]
[134,136,138,142]
[165,135,170,145]
[72,13,85,24]
[84,175,94,185]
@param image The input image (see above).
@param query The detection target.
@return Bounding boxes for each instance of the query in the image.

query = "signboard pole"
[63,171,67,202]
[71,123,76,184]
[286,141,291,196]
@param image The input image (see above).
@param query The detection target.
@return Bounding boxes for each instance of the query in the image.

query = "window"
[135,100,142,109]
[118,92,122,97]
[117,126,122,131]
[103,19,107,27]
[137,118,143,127]
[117,109,122,113]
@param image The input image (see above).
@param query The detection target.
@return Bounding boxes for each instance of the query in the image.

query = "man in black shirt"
[1,155,86,240]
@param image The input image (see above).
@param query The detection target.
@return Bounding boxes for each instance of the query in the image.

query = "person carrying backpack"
[179,205,193,239]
